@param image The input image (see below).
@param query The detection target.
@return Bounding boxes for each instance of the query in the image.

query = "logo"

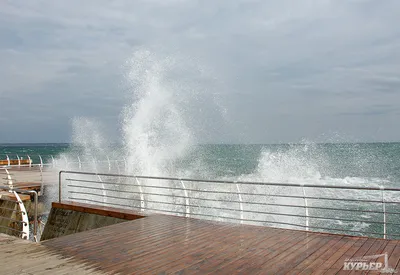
[343,253,396,273]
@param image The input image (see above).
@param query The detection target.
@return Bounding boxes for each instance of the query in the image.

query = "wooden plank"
[13,182,41,189]
[45,216,224,269]
[156,227,284,275]
[0,191,31,201]
[171,227,301,275]
[333,238,378,275]
[254,234,336,274]
[0,234,101,274]
[365,240,399,275]
[346,238,389,275]
[52,201,146,220]
[195,230,314,274]
[389,242,400,273]
[114,224,237,274]
[322,237,368,274]
[46,215,207,248]
[140,226,284,275]
[39,214,400,275]
[290,236,364,274]
[0,159,31,165]
[101,218,238,272]
[285,235,346,274]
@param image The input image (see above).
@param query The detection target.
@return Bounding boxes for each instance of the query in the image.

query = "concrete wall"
[0,199,21,237]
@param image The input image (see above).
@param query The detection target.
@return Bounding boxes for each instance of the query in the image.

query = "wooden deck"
[0,233,101,274]
[35,214,400,274]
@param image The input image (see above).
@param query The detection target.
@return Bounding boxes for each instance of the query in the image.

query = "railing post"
[381,186,386,239]
[123,157,127,172]
[5,169,13,188]
[27,155,32,167]
[180,180,190,218]
[89,157,105,203]
[116,160,121,179]
[107,156,111,172]
[235,182,243,224]
[135,177,145,211]
[77,156,82,170]
[6,155,10,166]
[63,155,69,170]
[59,171,62,203]
[31,190,38,242]
[92,156,97,172]
[39,164,43,194]
[17,155,21,167]
[13,191,29,240]
[39,155,43,168]
[301,184,309,231]
[51,155,55,168]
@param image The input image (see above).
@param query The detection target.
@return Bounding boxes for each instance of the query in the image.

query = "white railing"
[59,170,400,240]
[0,184,39,242]
[0,154,127,192]
[0,153,127,170]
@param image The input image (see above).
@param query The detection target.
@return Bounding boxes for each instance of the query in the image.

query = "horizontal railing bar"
[61,170,400,191]
[0,216,27,225]
[0,206,25,214]
[67,179,133,186]
[66,181,400,206]
[69,197,143,209]
[0,186,41,195]
[68,190,400,226]
[68,196,395,237]
[68,189,386,219]
[69,191,142,203]
[191,212,400,237]
[68,182,258,196]
[70,197,192,217]
[66,184,398,215]
[0,198,19,204]
[187,213,395,237]
[66,178,392,204]
[0,225,23,234]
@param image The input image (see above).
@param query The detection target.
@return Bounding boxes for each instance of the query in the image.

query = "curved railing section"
[0,187,38,241]
[59,170,400,240]
[0,169,38,241]
[0,154,129,195]
[0,153,128,171]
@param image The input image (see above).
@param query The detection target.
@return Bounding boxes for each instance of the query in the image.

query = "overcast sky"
[1,0,399,144]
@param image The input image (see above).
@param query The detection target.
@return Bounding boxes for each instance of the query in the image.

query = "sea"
[1,142,400,186]
[3,142,400,238]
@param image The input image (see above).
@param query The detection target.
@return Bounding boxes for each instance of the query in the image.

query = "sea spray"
[52,50,225,214]
[122,50,194,176]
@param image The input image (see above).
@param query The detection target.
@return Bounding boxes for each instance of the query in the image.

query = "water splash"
[122,50,194,176]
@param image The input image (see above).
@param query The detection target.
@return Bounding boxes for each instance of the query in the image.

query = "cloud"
[0,0,400,143]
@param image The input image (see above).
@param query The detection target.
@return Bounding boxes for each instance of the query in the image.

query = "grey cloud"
[1,0,400,143]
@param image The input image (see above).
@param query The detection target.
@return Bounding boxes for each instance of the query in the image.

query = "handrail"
[0,186,38,242]
[58,170,400,191]
[59,170,400,239]
[1,165,45,196]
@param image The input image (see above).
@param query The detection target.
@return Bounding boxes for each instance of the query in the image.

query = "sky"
[0,0,400,144]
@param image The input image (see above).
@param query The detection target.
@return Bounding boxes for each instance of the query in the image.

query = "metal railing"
[0,153,127,171]
[0,186,38,242]
[1,154,129,189]
[0,166,47,199]
[59,170,400,240]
